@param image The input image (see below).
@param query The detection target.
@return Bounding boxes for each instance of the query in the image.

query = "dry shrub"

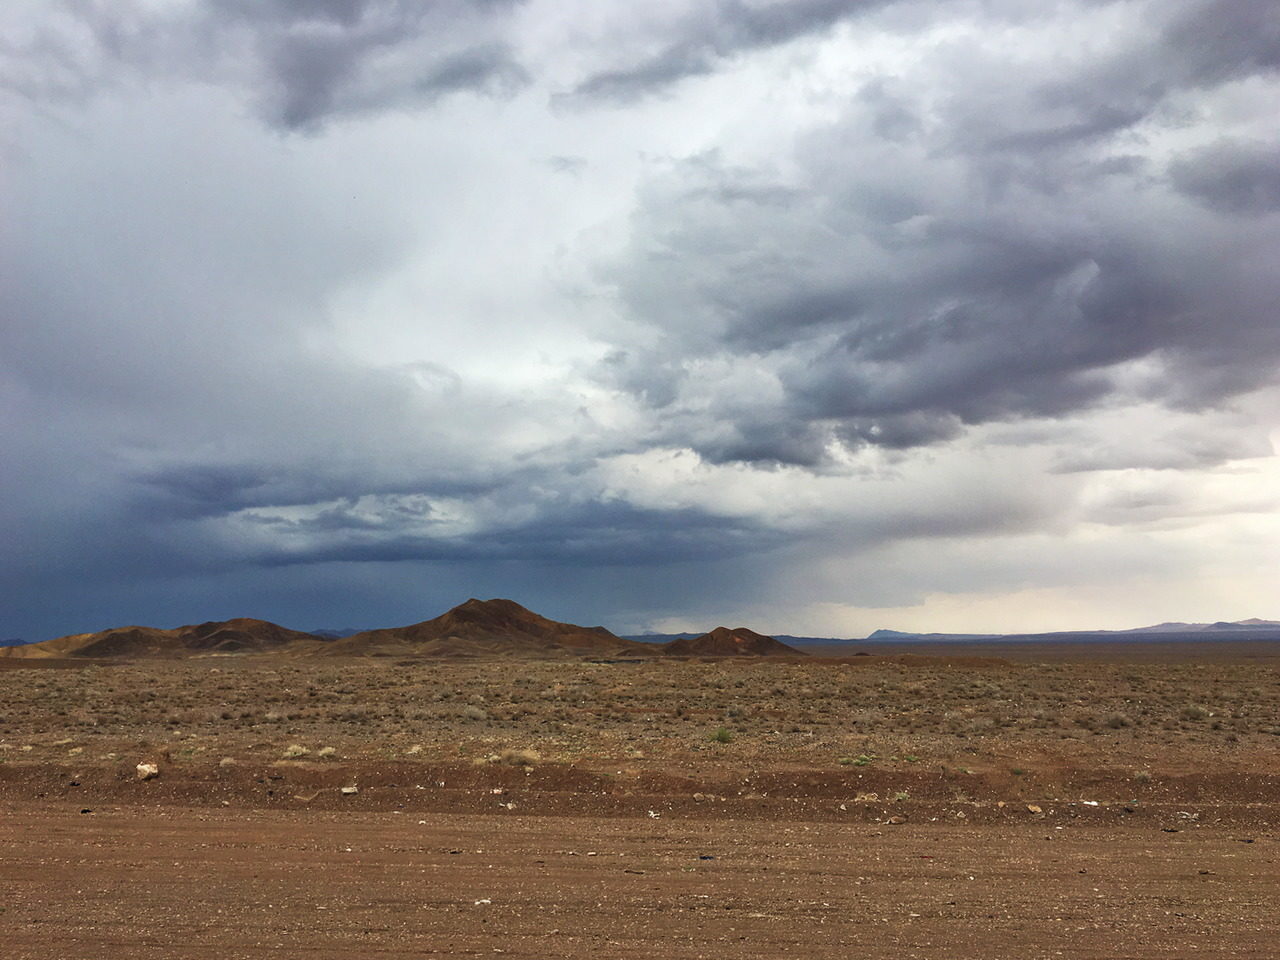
[499,747,540,767]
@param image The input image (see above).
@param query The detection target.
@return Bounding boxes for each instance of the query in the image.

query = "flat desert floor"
[2,643,1278,958]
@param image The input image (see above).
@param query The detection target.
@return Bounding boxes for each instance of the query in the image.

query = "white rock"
[340,785,359,795]
[136,762,160,780]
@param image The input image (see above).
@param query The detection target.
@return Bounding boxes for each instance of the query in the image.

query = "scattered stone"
[887,815,908,825]
[1026,804,1042,814]
[340,785,359,796]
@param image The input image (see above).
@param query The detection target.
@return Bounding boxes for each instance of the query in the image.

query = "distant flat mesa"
[663,626,805,657]
[2,599,793,660]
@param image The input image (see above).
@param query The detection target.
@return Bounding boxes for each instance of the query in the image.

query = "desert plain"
[2,633,1278,959]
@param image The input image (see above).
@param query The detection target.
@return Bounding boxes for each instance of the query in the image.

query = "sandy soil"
[2,644,1277,957]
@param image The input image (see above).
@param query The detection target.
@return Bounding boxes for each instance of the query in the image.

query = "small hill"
[663,626,804,657]
[324,598,654,658]
[0,618,323,659]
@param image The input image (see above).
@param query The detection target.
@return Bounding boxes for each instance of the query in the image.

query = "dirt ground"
[2,643,1278,957]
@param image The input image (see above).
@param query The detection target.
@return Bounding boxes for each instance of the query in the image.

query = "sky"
[2,0,1279,642]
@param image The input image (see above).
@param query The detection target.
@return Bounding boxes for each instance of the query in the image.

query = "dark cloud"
[214,0,530,128]
[239,499,784,568]
[691,419,833,468]
[933,2,1280,163]
[569,0,889,103]
[1160,0,1280,86]
[259,32,527,130]
[135,463,509,523]
[1170,139,1280,215]
[599,3,1280,465]
[0,0,529,130]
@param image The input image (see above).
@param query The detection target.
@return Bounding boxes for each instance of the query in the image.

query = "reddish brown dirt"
[2,801,1277,959]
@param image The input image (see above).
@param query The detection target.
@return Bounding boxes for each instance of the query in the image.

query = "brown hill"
[663,626,805,657]
[323,598,655,658]
[0,618,324,659]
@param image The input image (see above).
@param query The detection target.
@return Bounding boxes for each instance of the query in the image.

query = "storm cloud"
[1,0,530,129]
[568,0,892,103]
[2,0,1278,640]
[597,2,1280,465]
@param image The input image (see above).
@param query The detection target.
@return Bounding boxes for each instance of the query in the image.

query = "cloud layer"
[2,0,1278,639]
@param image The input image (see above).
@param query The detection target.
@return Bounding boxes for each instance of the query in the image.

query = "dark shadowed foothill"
[662,625,805,657]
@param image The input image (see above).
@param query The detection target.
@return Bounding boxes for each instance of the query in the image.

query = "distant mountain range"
[1117,619,1280,633]
[865,619,1280,641]
[1,599,804,660]
[6,611,1276,658]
